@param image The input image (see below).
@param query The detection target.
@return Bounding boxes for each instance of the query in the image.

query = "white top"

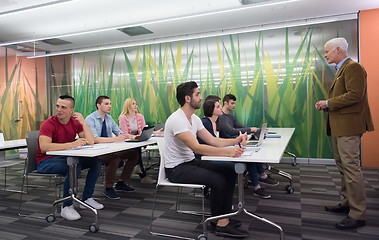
[164,108,204,168]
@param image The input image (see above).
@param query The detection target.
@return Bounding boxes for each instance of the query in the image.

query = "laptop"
[245,123,267,147]
[125,126,155,142]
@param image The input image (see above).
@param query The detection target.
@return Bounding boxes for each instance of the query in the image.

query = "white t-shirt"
[164,108,204,168]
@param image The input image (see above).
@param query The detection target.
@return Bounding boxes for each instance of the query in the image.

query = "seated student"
[164,81,249,238]
[219,94,279,199]
[85,96,139,200]
[195,95,234,170]
[118,98,157,184]
[36,95,103,221]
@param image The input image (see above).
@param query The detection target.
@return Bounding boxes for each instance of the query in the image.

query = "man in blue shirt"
[86,96,139,199]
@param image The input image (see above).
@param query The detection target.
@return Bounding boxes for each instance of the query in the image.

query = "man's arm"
[177,131,244,157]
[74,112,95,145]
[316,63,366,111]
[39,135,87,153]
[219,114,252,137]
[197,128,247,147]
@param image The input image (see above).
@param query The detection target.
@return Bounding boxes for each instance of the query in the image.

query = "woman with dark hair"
[198,95,275,199]
[196,96,234,168]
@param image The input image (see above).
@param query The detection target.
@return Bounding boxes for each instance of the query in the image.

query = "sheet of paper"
[71,144,108,150]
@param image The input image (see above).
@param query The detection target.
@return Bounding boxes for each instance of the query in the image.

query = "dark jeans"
[246,162,265,186]
[136,147,147,179]
[166,159,236,216]
[37,156,102,207]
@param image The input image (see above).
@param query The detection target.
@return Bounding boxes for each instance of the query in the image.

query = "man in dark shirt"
[219,94,278,199]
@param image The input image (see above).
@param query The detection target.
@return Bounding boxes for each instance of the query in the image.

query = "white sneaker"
[61,205,81,221]
[80,198,104,210]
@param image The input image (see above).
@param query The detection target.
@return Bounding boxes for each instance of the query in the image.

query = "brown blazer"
[327,58,374,136]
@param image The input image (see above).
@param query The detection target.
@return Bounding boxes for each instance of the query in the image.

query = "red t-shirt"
[36,115,84,163]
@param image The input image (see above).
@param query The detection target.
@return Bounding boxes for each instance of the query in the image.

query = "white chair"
[0,132,24,191]
[150,138,208,240]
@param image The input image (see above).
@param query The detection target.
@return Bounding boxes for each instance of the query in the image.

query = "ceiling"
[1,0,379,58]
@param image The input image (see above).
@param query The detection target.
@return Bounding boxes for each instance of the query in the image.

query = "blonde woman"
[119,98,157,184]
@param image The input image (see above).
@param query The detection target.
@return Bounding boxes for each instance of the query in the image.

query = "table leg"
[48,156,99,232]
[200,163,285,240]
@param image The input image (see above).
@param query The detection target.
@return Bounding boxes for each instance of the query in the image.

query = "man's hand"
[228,146,245,158]
[250,127,258,132]
[115,133,128,142]
[72,112,86,124]
[72,137,90,148]
[315,100,328,110]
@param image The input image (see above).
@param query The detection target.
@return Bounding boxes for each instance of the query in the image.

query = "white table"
[46,138,157,232]
[0,139,27,191]
[200,128,295,240]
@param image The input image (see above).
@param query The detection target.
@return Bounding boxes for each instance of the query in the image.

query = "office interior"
[0,0,378,239]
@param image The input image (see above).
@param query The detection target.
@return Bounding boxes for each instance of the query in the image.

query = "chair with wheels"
[18,130,63,218]
[150,138,208,240]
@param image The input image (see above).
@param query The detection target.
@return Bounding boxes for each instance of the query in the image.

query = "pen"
[237,142,242,148]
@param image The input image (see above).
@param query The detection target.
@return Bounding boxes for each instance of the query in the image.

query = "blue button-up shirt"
[85,111,123,137]
[336,57,349,72]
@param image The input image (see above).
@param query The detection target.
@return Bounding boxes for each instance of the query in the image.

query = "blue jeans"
[37,156,102,207]
[246,162,265,186]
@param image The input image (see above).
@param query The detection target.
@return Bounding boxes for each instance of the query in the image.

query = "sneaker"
[140,176,157,184]
[104,188,120,199]
[260,174,279,186]
[133,165,142,174]
[80,198,104,210]
[252,188,271,199]
[115,182,136,192]
[61,205,81,221]
[215,223,249,238]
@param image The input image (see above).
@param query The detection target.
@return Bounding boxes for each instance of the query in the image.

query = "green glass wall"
[48,19,358,159]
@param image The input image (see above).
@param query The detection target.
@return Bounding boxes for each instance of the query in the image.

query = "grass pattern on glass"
[68,28,334,159]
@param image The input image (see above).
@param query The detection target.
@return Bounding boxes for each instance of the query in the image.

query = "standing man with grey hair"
[315,37,374,229]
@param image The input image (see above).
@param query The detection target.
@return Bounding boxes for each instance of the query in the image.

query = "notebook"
[125,126,154,142]
[245,123,267,147]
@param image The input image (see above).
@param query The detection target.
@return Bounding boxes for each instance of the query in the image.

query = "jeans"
[135,147,147,179]
[37,156,102,207]
[166,159,236,216]
[246,162,265,186]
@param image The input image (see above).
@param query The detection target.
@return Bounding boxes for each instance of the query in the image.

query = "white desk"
[46,138,157,232]
[0,139,27,151]
[200,128,295,240]
[47,138,157,158]
[0,139,27,191]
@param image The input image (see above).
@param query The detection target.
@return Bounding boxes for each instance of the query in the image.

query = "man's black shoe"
[215,223,249,238]
[335,216,365,229]
[230,219,242,228]
[325,204,350,213]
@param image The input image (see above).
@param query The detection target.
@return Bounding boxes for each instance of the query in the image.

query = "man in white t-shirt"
[164,81,249,238]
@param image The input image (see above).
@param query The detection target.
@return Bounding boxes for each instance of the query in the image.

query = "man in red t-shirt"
[36,95,103,221]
